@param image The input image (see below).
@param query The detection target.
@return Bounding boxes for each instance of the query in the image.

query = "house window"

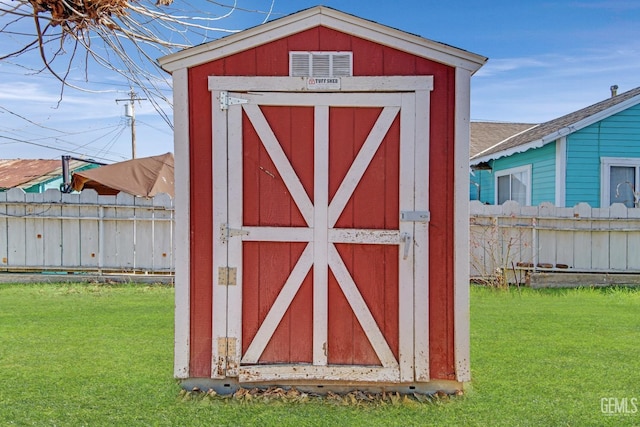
[601,158,640,207]
[495,165,531,205]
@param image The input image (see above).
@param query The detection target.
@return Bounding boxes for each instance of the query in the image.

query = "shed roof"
[159,6,486,74]
[470,122,536,157]
[471,86,640,165]
[0,159,86,190]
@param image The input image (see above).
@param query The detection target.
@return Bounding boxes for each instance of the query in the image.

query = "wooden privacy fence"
[6,191,640,279]
[0,188,174,274]
[470,200,640,280]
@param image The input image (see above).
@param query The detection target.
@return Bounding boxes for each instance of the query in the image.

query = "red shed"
[159,6,486,394]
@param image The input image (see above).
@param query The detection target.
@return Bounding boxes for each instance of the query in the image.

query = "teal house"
[470,86,640,208]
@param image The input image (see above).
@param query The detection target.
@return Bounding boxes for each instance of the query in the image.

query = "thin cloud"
[475,57,556,77]
[0,82,53,103]
[476,44,640,80]
[0,83,123,123]
[471,44,640,123]
[570,1,640,11]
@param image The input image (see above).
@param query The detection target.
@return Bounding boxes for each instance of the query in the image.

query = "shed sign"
[306,77,341,90]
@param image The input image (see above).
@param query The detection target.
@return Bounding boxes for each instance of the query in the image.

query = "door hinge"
[217,337,237,356]
[220,223,250,244]
[218,266,237,286]
[216,337,238,376]
[219,91,248,110]
[400,210,430,222]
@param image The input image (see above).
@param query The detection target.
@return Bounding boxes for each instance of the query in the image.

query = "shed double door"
[210,76,432,384]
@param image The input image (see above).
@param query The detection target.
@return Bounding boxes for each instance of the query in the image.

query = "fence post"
[99,205,104,274]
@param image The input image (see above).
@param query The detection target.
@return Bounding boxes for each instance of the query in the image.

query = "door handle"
[400,232,412,260]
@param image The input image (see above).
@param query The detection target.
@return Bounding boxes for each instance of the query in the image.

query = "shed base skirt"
[179,378,466,396]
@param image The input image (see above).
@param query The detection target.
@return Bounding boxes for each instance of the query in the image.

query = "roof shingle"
[470,122,536,157]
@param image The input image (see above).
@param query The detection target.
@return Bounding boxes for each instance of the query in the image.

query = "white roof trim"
[159,6,486,73]
[470,93,640,165]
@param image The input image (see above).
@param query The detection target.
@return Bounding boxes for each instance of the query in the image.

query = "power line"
[0,134,122,163]
[94,124,129,160]
[135,118,173,136]
[0,119,129,155]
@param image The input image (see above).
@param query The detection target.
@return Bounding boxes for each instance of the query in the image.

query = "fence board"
[153,193,174,271]
[604,204,627,270]
[6,189,26,267]
[591,207,610,270]
[537,203,555,267]
[573,203,592,270]
[627,208,640,270]
[43,190,63,267]
[134,196,154,270]
[101,195,118,269]
[61,193,81,267]
[116,193,136,270]
[0,192,7,268]
[79,190,100,268]
[23,193,43,267]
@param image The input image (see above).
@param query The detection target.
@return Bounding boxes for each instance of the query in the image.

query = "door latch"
[400,210,430,222]
[400,232,412,260]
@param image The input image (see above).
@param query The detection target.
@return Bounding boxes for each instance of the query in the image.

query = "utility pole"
[116,88,147,159]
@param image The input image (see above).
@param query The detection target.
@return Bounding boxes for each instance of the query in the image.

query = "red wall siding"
[187,25,457,380]
[187,59,219,377]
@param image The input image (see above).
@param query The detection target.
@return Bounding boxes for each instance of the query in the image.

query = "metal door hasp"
[400,210,430,222]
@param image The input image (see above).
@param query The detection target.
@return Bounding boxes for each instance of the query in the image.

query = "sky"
[1,0,640,163]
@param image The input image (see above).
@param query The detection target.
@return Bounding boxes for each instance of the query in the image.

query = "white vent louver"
[289,52,353,77]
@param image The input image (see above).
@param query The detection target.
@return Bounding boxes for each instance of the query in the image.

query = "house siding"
[469,169,493,203]
[565,104,640,207]
[471,142,556,205]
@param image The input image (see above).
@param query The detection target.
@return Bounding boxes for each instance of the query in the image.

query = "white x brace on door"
[209,76,432,384]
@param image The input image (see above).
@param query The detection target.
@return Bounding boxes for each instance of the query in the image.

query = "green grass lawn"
[1,283,639,426]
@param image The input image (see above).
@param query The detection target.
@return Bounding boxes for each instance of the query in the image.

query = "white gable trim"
[470,138,545,167]
[471,94,640,166]
[469,124,539,165]
[159,6,486,73]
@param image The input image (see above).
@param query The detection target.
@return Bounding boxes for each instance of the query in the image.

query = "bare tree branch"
[1,0,277,127]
